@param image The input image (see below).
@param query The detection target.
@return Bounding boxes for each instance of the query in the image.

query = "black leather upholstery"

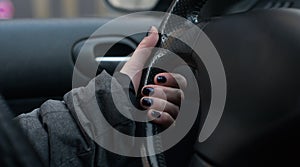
[190,9,300,166]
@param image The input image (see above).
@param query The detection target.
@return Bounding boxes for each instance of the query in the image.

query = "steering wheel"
[190,9,300,166]
[140,0,300,166]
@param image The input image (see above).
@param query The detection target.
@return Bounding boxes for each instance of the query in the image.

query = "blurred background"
[0,0,162,19]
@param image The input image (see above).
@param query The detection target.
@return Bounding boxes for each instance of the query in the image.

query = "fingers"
[142,85,184,105]
[154,73,187,89]
[140,72,187,128]
[140,97,179,119]
[140,86,181,127]
[147,110,174,128]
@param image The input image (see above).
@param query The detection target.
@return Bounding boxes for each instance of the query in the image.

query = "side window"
[0,0,171,19]
[1,0,125,19]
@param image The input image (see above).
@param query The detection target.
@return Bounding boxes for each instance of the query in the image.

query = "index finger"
[154,73,187,89]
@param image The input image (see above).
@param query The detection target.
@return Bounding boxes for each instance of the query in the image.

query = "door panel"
[0,17,160,115]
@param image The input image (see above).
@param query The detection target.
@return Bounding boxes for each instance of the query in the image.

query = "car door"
[0,0,172,116]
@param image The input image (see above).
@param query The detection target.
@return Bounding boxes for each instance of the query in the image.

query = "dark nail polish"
[142,87,154,96]
[151,110,161,119]
[142,98,153,107]
[157,76,167,83]
[146,26,153,36]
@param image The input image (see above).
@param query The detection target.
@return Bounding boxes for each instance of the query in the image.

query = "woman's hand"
[140,73,187,128]
[120,26,187,128]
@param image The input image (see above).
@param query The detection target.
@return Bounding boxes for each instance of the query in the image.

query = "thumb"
[132,26,159,62]
[120,26,159,90]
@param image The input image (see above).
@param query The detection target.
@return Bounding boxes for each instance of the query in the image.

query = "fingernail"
[142,87,154,96]
[142,98,153,107]
[157,76,167,83]
[146,26,154,36]
[151,110,161,119]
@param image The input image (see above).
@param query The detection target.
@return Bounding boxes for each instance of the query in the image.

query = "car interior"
[1,0,300,166]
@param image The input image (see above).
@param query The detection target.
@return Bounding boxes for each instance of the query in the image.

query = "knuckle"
[178,77,187,88]
[171,89,184,103]
[172,73,187,88]
[176,89,184,99]
[153,99,166,111]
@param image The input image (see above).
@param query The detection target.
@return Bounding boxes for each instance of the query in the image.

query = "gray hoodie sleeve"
[15,108,49,164]
[15,100,94,167]
[15,71,140,167]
